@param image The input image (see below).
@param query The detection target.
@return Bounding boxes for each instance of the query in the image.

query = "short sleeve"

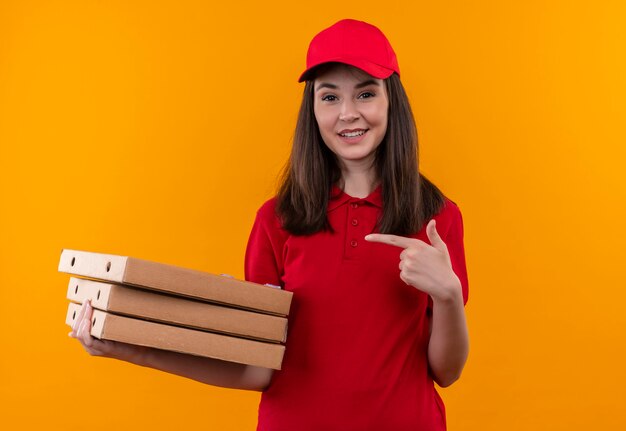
[244,200,286,288]
[427,202,470,312]
[447,204,469,305]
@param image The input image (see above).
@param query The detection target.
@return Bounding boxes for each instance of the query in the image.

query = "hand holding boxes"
[60,249,292,370]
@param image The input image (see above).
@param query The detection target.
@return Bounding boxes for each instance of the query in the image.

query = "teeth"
[340,130,366,137]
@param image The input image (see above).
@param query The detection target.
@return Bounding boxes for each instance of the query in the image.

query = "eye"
[321,94,337,102]
[358,91,375,99]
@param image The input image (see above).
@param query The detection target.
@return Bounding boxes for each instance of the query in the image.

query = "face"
[313,64,389,171]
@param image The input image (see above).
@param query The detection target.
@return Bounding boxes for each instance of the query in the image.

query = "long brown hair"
[276,69,445,236]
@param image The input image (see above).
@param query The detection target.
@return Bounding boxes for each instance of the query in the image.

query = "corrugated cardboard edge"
[59,249,127,283]
[67,277,113,310]
[66,302,82,327]
[65,303,284,369]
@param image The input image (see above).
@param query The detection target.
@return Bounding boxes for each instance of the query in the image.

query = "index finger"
[76,301,95,346]
[364,233,419,249]
[71,300,89,333]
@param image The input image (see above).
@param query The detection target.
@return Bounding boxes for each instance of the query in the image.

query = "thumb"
[426,219,447,253]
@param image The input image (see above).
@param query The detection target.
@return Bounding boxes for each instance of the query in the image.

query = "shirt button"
[351,218,358,226]
[350,240,358,247]
[350,202,358,209]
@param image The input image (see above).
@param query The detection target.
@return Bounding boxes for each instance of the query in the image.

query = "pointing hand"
[365,219,461,302]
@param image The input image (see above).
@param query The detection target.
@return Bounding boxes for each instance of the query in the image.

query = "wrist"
[432,275,463,305]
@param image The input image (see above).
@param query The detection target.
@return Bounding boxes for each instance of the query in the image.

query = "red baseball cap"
[298,19,400,82]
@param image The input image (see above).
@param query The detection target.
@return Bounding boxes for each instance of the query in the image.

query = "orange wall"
[1,1,625,429]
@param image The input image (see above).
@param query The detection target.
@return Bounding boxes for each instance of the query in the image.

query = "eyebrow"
[315,79,381,92]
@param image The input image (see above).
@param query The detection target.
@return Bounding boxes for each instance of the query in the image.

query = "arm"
[70,300,273,391]
[365,205,470,388]
[141,347,274,391]
[427,279,469,388]
[427,204,470,387]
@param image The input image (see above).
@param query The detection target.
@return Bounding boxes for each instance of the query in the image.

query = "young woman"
[71,18,469,431]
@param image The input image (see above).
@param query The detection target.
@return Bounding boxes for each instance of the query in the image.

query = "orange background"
[1,1,625,429]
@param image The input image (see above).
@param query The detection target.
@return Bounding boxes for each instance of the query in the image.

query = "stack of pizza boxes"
[59,249,292,370]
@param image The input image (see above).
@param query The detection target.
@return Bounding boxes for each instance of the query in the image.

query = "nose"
[339,100,359,122]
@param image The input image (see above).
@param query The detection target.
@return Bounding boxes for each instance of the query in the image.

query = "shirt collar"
[328,183,383,211]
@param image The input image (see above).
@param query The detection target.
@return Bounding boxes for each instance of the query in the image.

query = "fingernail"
[364,235,371,240]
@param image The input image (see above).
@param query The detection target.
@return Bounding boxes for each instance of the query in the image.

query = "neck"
[337,162,379,198]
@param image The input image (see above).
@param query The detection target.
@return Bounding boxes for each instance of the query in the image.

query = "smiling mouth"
[338,129,367,137]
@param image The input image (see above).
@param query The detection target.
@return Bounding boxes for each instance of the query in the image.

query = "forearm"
[129,347,273,391]
[427,283,469,388]
[72,301,273,392]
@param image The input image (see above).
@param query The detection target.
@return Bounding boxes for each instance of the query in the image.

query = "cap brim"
[298,59,396,82]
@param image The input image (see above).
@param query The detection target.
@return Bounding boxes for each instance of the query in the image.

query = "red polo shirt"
[244,183,469,431]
